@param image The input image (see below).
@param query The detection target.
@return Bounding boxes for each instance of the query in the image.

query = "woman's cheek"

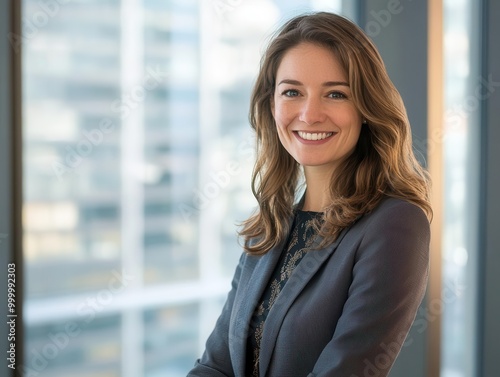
[275,107,294,130]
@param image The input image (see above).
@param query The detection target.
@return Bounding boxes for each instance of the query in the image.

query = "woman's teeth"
[297,131,333,141]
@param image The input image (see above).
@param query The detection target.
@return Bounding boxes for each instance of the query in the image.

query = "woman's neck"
[301,166,333,212]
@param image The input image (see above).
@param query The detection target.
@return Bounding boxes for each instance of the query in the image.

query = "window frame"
[1,1,24,376]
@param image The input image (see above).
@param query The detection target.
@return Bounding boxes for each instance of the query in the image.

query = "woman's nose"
[298,97,327,126]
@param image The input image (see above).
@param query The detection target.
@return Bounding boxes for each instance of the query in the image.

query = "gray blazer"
[187,197,430,377]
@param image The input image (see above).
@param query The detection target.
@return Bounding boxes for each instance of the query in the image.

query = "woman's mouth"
[296,131,334,141]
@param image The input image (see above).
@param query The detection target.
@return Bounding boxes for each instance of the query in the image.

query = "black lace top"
[245,210,322,377]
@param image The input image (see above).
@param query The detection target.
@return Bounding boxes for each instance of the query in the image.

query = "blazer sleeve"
[308,200,430,377]
[186,253,244,377]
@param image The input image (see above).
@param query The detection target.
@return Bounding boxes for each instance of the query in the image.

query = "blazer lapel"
[229,223,293,377]
[258,227,351,377]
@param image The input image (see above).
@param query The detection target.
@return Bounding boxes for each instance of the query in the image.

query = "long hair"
[239,12,432,255]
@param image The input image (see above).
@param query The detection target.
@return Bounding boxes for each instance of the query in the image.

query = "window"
[22,1,351,376]
[441,0,481,376]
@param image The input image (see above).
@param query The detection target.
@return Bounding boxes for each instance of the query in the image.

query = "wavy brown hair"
[239,12,432,255]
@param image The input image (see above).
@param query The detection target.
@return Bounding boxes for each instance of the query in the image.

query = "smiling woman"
[188,11,432,377]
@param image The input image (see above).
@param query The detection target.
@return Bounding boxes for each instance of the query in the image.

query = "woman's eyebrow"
[323,81,349,87]
[277,79,349,87]
[277,79,303,86]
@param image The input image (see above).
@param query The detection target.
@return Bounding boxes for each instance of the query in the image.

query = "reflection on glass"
[23,1,347,376]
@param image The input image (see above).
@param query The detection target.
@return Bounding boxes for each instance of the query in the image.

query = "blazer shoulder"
[367,197,429,224]
[351,196,430,243]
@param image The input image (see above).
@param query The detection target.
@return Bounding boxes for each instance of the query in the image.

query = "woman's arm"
[309,200,430,377]
[187,254,245,377]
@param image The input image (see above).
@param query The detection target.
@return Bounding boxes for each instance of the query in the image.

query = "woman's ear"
[270,96,275,118]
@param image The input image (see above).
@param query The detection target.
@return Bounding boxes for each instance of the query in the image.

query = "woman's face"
[272,42,362,173]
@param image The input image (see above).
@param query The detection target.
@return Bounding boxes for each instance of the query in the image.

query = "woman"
[188,12,432,377]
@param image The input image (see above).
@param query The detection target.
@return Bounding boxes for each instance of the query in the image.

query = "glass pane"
[24,315,121,377]
[22,1,350,376]
[23,0,122,299]
[141,0,200,285]
[441,0,480,376]
[143,304,199,376]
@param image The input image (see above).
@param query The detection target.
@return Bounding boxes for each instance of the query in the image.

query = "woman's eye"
[328,91,347,99]
[282,89,300,97]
